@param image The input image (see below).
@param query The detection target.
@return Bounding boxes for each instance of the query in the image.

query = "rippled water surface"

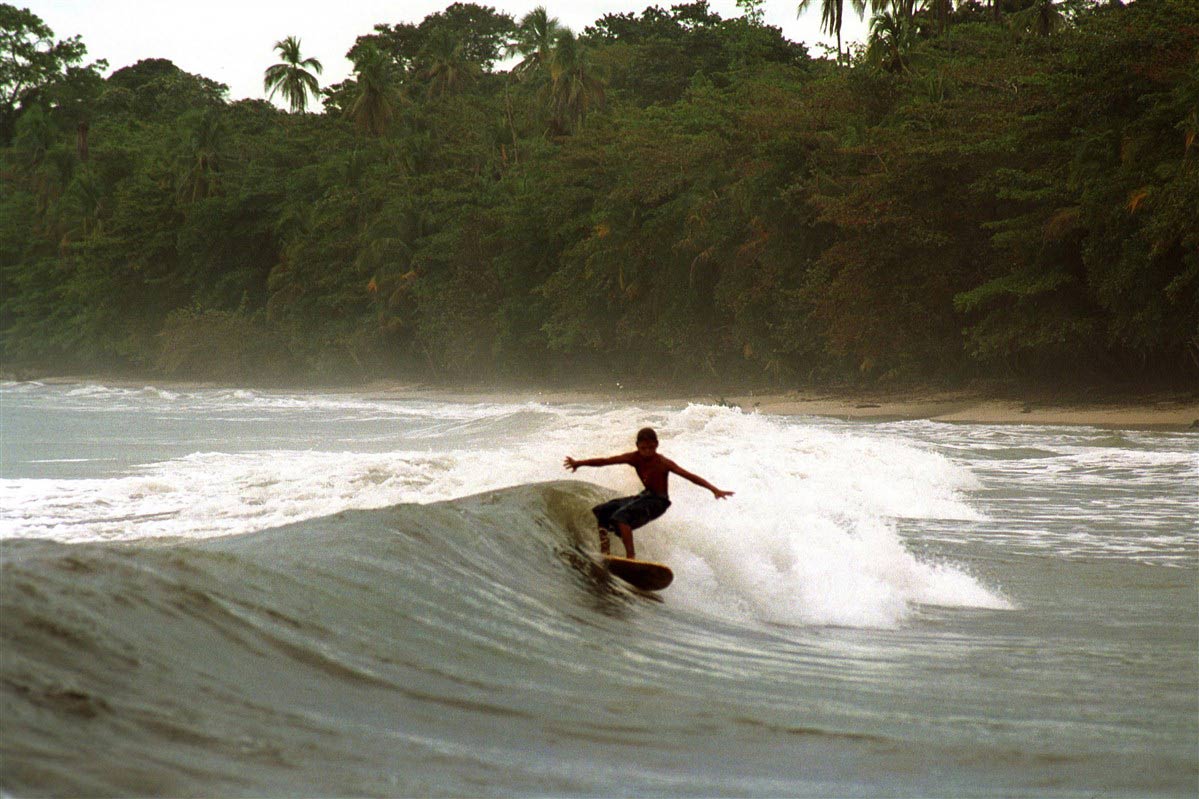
[2,382,1196,796]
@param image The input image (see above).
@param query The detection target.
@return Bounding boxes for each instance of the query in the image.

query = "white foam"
[595,406,1010,628]
[1,390,1011,627]
[491,402,1006,627]
[65,384,123,397]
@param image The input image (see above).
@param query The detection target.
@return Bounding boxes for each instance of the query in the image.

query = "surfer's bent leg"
[616,522,635,560]
[592,497,632,555]
[592,493,671,559]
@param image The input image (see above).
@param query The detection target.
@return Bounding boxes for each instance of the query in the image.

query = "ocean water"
[1,381,1195,797]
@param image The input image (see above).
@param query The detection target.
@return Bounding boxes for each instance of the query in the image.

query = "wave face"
[2,483,628,796]
[2,384,1196,797]
[10,480,984,797]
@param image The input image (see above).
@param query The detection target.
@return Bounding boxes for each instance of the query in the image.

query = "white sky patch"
[32,0,868,107]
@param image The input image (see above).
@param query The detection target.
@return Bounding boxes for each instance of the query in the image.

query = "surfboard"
[602,555,674,591]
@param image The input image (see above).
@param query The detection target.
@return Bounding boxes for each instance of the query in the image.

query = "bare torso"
[625,451,673,496]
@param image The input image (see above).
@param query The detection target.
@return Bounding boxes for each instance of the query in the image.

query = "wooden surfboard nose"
[601,555,674,591]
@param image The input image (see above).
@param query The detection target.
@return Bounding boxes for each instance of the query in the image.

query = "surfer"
[563,427,733,559]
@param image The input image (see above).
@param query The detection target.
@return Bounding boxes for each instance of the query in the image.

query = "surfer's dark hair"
[636,427,658,443]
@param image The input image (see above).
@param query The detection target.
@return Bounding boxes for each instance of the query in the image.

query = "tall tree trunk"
[76,121,89,163]
[504,84,519,165]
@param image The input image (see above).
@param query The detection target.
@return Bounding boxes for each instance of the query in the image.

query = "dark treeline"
[1,0,1196,387]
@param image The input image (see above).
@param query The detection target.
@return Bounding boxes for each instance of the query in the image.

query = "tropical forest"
[1,0,1196,389]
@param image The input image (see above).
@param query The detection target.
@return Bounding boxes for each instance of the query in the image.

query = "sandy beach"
[352,382,1199,431]
[740,390,1199,430]
[12,375,1199,430]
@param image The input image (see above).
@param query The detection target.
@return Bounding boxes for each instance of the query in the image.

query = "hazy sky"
[32,0,867,106]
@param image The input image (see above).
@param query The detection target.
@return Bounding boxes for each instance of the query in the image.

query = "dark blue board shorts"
[593,490,671,532]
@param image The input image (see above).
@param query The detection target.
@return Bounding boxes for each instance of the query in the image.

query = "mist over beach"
[2,1,1196,400]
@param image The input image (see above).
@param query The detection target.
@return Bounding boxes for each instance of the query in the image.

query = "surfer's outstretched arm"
[563,454,632,471]
[669,462,734,499]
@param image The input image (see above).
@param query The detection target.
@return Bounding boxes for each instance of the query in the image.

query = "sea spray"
[622,406,1007,627]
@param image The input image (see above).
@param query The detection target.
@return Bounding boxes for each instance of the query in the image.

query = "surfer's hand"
[563,457,579,472]
[713,489,734,500]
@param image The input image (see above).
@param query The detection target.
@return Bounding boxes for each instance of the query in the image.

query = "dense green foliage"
[1,0,1195,386]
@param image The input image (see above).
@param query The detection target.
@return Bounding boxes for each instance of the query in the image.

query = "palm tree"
[797,0,870,65]
[419,31,481,98]
[176,108,225,202]
[33,149,76,222]
[63,167,105,239]
[866,7,918,72]
[507,6,564,79]
[263,36,323,113]
[347,45,401,136]
[13,103,53,169]
[547,30,605,135]
[1012,0,1067,36]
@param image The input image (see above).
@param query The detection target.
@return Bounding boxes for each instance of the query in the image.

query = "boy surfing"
[563,427,733,559]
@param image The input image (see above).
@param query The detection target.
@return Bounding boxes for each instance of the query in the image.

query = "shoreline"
[8,374,1198,431]
[743,392,1199,430]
